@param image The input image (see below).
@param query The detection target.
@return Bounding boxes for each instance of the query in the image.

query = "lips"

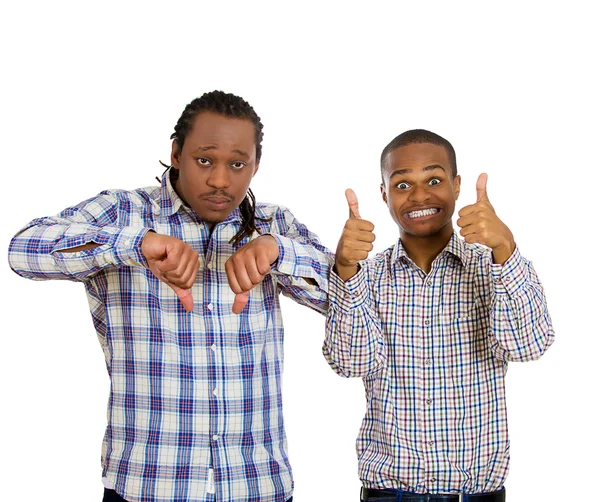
[204,196,233,210]
[404,207,442,220]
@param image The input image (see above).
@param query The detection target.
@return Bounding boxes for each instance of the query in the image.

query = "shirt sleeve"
[8,191,153,282]
[487,246,555,362]
[267,207,334,315]
[322,263,385,378]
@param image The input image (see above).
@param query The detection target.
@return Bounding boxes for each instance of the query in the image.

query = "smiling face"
[381,142,461,239]
[171,111,259,225]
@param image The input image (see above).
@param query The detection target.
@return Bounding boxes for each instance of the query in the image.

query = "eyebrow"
[193,146,250,159]
[389,164,446,177]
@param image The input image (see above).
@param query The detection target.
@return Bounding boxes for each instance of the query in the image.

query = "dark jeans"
[103,488,293,501]
[360,486,505,501]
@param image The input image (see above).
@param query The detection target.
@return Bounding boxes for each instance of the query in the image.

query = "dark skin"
[60,111,279,313]
[336,142,516,278]
[381,143,461,273]
[171,111,258,226]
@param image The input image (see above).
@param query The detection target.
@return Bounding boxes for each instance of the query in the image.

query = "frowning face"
[171,111,259,225]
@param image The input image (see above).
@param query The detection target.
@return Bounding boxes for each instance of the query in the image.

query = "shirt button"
[424,319,430,326]
[425,359,432,365]
[210,344,216,352]
[212,388,218,397]
[426,399,432,405]
[427,280,433,286]
[429,440,434,446]
[207,303,213,311]
[212,434,219,441]
[430,477,436,482]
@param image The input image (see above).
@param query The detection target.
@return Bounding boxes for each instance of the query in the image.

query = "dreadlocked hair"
[166,90,271,247]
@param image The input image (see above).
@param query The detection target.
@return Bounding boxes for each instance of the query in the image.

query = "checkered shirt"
[323,233,554,494]
[9,169,333,502]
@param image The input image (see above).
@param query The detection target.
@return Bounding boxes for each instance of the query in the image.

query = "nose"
[206,165,231,189]
[408,184,431,203]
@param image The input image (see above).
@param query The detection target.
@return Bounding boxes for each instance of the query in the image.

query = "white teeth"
[407,208,439,219]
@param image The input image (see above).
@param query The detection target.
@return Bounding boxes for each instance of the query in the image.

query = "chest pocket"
[438,297,498,392]
[439,297,488,345]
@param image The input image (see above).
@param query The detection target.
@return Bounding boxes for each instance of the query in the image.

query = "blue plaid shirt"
[323,233,554,494]
[9,169,333,502]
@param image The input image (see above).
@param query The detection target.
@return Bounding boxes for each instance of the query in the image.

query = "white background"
[0,2,597,501]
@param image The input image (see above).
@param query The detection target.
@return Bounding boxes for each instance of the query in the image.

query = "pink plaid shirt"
[323,232,554,494]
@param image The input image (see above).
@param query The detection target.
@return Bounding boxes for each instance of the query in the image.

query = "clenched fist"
[225,235,279,314]
[141,232,200,312]
[457,173,516,264]
[335,189,376,281]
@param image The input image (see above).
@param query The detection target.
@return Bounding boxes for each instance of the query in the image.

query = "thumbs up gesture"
[335,189,376,281]
[457,173,516,264]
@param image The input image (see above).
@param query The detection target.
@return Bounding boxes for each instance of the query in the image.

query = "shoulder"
[107,184,161,206]
[93,185,161,213]
[254,202,291,219]
[254,202,299,231]
[61,185,160,222]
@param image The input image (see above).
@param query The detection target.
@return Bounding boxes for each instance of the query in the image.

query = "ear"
[171,140,181,169]
[380,183,388,205]
[453,174,461,200]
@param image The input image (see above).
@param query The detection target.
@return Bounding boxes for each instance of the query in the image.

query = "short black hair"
[380,129,457,178]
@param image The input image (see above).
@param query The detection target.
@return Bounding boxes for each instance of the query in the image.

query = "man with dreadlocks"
[8,90,332,502]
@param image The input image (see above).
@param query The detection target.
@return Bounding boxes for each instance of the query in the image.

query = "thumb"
[232,291,249,315]
[476,173,489,202]
[345,188,361,219]
[171,285,194,313]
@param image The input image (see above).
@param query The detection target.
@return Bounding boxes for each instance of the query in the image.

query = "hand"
[225,235,279,314]
[335,189,376,281]
[457,173,516,264]
[141,232,200,312]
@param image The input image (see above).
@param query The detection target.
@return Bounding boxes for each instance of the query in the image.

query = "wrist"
[492,240,516,265]
[335,262,359,282]
[258,234,279,264]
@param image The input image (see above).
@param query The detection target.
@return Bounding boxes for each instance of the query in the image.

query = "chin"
[401,224,447,238]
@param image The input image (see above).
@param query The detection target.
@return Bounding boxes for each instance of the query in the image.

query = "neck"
[400,224,454,274]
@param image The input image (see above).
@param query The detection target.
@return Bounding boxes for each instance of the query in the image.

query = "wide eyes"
[395,178,442,190]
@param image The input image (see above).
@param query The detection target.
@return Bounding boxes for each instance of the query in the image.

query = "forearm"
[487,247,555,361]
[323,267,385,377]
[9,218,151,282]
[58,242,102,253]
[269,233,334,314]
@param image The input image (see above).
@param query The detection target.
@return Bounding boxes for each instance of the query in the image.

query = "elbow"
[324,353,385,379]
[504,330,555,362]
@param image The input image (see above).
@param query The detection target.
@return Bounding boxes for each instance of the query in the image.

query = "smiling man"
[8,90,332,502]
[324,129,554,501]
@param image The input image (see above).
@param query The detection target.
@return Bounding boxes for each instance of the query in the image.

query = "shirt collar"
[159,167,185,218]
[391,231,468,268]
[159,167,242,225]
